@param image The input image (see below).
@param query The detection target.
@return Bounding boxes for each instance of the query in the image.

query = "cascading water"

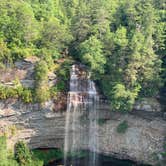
[64,64,99,166]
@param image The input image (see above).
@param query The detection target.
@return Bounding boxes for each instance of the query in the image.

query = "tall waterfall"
[64,64,99,166]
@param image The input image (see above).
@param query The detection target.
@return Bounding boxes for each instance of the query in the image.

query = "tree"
[79,36,106,77]
[99,0,163,111]
[0,136,19,166]
[0,39,12,68]
[0,0,164,111]
[40,17,72,51]
[111,83,140,111]
[34,60,49,82]
[34,60,50,103]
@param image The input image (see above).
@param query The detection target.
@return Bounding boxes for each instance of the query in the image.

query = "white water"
[64,64,99,166]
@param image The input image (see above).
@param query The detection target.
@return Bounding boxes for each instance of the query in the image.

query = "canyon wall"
[0,99,165,165]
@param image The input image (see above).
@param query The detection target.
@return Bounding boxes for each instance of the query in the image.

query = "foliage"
[15,141,43,166]
[39,48,54,71]
[0,83,33,103]
[21,88,33,103]
[79,36,106,77]
[116,121,129,134]
[111,83,141,111]
[35,86,50,104]
[0,0,165,110]
[0,136,8,166]
[34,60,49,82]
[0,39,12,68]
[0,136,19,166]
[55,58,74,93]
[0,137,44,166]
[0,138,67,166]
[97,0,163,111]
[32,149,63,165]
[34,60,50,103]
[15,141,32,165]
[0,0,71,63]
[39,17,72,51]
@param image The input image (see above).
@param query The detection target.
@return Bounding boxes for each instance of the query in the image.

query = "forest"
[0,0,166,166]
[0,0,165,111]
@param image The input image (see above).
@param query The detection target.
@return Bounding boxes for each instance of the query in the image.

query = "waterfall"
[64,64,99,166]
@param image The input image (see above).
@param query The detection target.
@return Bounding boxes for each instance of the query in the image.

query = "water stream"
[64,64,99,166]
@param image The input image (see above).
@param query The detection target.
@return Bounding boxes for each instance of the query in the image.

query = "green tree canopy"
[79,36,106,76]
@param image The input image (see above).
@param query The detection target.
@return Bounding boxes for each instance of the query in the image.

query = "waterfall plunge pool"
[33,148,151,166]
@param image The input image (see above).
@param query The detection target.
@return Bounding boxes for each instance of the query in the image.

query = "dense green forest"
[0,0,165,111]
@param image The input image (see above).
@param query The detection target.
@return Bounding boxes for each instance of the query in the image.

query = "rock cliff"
[0,99,165,165]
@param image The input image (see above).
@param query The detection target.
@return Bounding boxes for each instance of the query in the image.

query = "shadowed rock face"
[0,99,166,165]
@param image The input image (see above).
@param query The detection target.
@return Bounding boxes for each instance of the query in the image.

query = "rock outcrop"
[134,98,162,112]
[0,99,165,165]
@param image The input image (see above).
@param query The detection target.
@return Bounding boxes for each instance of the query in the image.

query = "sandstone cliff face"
[97,110,166,165]
[0,100,165,165]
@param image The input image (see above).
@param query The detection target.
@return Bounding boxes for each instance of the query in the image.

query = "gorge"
[0,63,166,165]
[0,0,165,165]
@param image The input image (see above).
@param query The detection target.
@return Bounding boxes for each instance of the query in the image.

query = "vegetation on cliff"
[0,137,63,166]
[0,0,165,111]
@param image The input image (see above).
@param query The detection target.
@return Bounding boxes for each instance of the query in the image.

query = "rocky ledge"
[0,99,166,165]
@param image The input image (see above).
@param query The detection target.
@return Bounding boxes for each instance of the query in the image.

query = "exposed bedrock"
[0,99,165,165]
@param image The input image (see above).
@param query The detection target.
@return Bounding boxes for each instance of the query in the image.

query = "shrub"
[34,60,50,103]
[0,85,7,99]
[57,59,73,81]
[0,85,19,99]
[21,88,33,103]
[0,136,7,165]
[32,149,63,165]
[50,86,58,98]
[15,141,32,166]
[0,39,12,67]
[35,86,50,103]
[116,120,128,134]
[39,48,54,71]
[0,83,34,103]
[15,141,43,166]
[11,47,35,61]
[0,136,19,166]
[5,87,19,98]
[34,60,49,82]
[111,83,140,111]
